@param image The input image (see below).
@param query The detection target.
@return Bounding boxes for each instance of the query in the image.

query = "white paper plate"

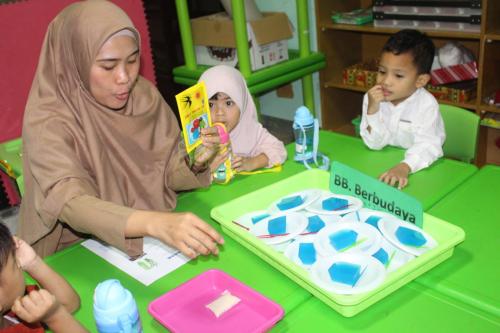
[372,238,415,273]
[340,208,394,229]
[249,212,308,245]
[284,235,321,270]
[268,189,322,213]
[311,253,386,294]
[233,210,271,230]
[305,193,363,215]
[314,222,382,256]
[379,217,437,256]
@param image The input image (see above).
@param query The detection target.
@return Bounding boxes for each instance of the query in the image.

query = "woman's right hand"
[126,210,224,258]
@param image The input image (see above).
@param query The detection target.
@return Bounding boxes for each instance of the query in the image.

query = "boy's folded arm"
[24,257,81,313]
[360,112,391,150]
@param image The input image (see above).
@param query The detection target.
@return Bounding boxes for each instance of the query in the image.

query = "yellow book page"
[175,82,212,153]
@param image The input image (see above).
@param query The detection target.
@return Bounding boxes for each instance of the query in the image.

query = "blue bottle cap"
[294,106,314,127]
[93,279,141,333]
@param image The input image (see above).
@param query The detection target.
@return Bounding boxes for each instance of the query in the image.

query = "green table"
[419,165,500,318]
[315,131,477,210]
[42,130,479,331]
[274,283,499,332]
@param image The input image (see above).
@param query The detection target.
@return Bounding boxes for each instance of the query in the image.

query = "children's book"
[175,81,212,153]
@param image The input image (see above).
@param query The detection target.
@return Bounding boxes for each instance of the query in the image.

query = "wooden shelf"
[484,33,500,41]
[479,104,500,113]
[320,22,481,40]
[325,81,478,110]
[316,0,499,166]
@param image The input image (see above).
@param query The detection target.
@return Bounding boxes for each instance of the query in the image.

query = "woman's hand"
[193,127,221,168]
[126,210,224,259]
[379,162,411,189]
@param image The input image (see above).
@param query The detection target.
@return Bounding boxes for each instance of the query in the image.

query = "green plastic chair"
[439,104,480,163]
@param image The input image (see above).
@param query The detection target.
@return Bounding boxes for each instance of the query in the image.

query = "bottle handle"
[118,314,132,333]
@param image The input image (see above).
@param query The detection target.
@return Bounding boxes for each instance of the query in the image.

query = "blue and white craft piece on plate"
[340,208,394,230]
[249,212,308,246]
[314,222,382,256]
[284,235,320,270]
[268,189,322,213]
[305,191,363,215]
[311,253,386,294]
[300,212,342,235]
[378,216,437,256]
[372,238,414,273]
[233,210,271,230]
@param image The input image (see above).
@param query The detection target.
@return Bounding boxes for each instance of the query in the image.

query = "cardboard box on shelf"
[191,12,293,71]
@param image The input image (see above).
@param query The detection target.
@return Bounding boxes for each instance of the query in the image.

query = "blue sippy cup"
[93,279,142,333]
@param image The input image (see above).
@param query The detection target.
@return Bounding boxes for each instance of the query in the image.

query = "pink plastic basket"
[148,269,284,333]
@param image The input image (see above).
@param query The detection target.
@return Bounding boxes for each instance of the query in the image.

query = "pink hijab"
[199,65,286,166]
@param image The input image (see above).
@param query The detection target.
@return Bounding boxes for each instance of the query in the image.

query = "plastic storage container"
[210,169,465,317]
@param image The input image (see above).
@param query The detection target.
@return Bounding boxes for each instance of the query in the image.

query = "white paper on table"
[81,237,190,286]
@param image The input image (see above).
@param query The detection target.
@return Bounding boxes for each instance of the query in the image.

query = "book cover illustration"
[175,81,212,153]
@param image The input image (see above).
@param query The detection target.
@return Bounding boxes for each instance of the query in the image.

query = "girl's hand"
[13,236,39,272]
[232,155,252,172]
[367,85,385,115]
[379,162,411,190]
[12,289,61,324]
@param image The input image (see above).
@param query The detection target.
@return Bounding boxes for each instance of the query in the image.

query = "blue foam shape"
[365,215,382,230]
[251,213,270,224]
[307,215,325,233]
[322,197,348,211]
[328,262,362,286]
[372,248,389,266]
[277,195,304,210]
[329,230,358,251]
[268,216,287,235]
[395,226,427,247]
[298,243,316,265]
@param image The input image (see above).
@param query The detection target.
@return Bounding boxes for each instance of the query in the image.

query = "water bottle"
[93,279,142,333]
[213,123,235,184]
[293,106,315,162]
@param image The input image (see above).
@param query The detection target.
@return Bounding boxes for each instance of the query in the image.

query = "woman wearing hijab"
[199,65,287,172]
[18,0,224,259]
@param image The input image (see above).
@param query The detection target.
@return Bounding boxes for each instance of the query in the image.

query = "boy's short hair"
[382,29,435,74]
[0,222,15,272]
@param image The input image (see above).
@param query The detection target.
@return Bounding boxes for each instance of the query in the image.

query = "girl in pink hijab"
[199,65,287,172]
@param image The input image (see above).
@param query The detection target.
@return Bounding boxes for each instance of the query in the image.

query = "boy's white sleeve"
[360,94,391,150]
[402,101,445,173]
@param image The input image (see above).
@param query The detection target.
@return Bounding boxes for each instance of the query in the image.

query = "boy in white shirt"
[361,29,445,189]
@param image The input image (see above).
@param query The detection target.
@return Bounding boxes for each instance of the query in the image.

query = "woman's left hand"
[193,127,221,167]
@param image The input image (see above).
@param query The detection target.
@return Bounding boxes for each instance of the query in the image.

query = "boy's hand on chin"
[379,163,411,190]
[367,85,385,115]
